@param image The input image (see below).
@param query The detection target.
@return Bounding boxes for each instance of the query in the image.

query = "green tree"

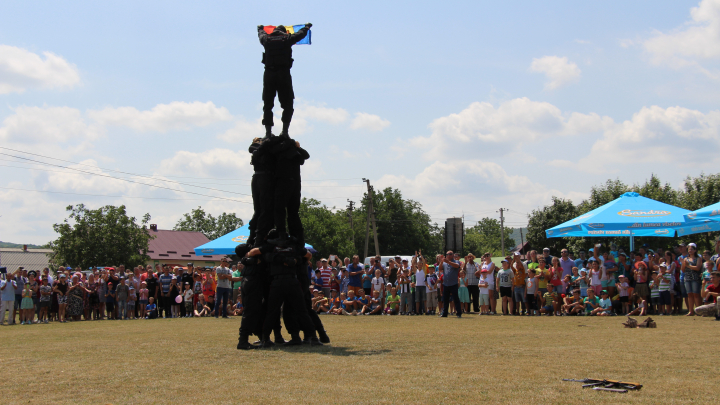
[464,217,515,257]
[678,173,720,250]
[299,198,355,259]
[351,187,438,258]
[48,204,152,270]
[173,207,244,240]
[526,197,578,254]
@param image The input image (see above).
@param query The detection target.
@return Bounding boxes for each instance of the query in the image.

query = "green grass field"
[4,314,719,404]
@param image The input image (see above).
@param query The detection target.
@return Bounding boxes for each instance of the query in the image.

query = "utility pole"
[499,208,506,257]
[346,199,355,249]
[519,227,524,257]
[362,178,380,258]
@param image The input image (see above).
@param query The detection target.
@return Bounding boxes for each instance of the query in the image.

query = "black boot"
[273,330,286,345]
[264,125,275,140]
[237,335,257,350]
[284,334,303,346]
[261,339,276,349]
[279,122,290,139]
[310,337,323,346]
[318,329,330,344]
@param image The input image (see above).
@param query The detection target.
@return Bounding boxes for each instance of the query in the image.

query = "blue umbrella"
[194,224,316,255]
[678,200,720,236]
[545,192,705,249]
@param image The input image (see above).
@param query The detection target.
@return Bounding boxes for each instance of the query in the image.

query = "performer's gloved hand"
[258,25,264,30]
[305,23,312,28]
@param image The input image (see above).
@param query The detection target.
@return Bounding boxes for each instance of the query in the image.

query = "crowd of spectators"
[2,241,719,325]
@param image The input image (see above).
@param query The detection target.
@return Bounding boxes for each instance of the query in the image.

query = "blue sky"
[2,0,720,245]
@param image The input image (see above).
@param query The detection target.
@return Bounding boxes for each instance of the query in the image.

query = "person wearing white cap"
[681,243,703,316]
[616,274,630,315]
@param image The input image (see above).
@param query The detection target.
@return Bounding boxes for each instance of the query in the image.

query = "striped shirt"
[319,267,332,286]
[465,262,479,286]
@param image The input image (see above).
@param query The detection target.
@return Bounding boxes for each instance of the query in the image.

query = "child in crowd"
[38,278,52,323]
[497,259,514,315]
[525,269,538,316]
[105,283,116,320]
[328,291,343,315]
[562,289,584,315]
[194,295,209,317]
[314,291,329,313]
[356,292,369,314]
[540,286,557,316]
[458,269,470,314]
[371,269,386,308]
[115,278,128,320]
[577,269,589,297]
[584,288,600,315]
[478,268,490,315]
[562,275,572,296]
[592,290,613,316]
[386,287,400,315]
[658,264,673,315]
[169,278,180,318]
[365,290,383,315]
[649,271,660,315]
[340,269,350,296]
[312,270,323,292]
[617,275,630,315]
[206,295,216,316]
[146,297,158,319]
[425,268,437,315]
[138,281,148,319]
[183,282,194,318]
[628,292,647,316]
[193,274,203,306]
[233,296,243,316]
[329,273,339,295]
[342,289,358,315]
[20,281,34,324]
[127,283,136,320]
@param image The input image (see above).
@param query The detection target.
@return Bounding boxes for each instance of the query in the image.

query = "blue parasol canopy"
[194,224,315,255]
[543,192,720,248]
[678,200,720,236]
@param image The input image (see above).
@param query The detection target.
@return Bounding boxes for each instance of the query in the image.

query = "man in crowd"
[559,249,574,278]
[158,266,174,319]
[542,248,553,265]
[440,251,462,318]
[215,258,233,319]
[346,255,364,298]
[318,258,332,298]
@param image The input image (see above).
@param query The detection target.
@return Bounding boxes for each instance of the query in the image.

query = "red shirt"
[706,283,720,303]
[319,267,332,286]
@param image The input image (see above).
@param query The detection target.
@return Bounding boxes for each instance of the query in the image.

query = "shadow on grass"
[275,345,391,356]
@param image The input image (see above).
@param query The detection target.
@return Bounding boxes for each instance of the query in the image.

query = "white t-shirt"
[478,274,489,294]
[482,262,495,286]
[372,276,385,292]
[415,270,426,287]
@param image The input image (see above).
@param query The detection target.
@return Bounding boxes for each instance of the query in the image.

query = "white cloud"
[157,148,254,180]
[0,45,80,94]
[297,104,349,124]
[217,117,265,143]
[0,106,101,143]
[529,56,581,90]
[88,101,232,132]
[643,0,720,71]
[350,112,390,131]
[411,98,610,156]
[583,105,720,168]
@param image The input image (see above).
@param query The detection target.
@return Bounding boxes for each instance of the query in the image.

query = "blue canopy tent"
[545,192,706,250]
[678,201,720,236]
[194,224,316,255]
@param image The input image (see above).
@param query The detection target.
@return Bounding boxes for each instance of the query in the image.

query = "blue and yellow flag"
[262,25,311,44]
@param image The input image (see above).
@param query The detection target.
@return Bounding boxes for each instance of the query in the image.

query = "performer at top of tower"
[257,23,312,139]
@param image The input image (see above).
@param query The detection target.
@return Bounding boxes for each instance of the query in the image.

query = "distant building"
[0,246,52,272]
[146,225,226,268]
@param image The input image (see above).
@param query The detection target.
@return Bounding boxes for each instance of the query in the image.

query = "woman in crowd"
[682,243,703,316]
[480,253,496,315]
[67,275,90,321]
[53,274,69,322]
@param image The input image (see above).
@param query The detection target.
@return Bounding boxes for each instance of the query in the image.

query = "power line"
[0,151,253,204]
[0,187,233,201]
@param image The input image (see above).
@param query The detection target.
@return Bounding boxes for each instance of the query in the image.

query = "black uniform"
[255,137,309,245]
[257,25,310,130]
[247,141,276,246]
[238,255,266,339]
[261,244,316,341]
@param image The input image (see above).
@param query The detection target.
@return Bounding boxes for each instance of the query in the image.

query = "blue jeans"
[215,287,231,317]
[442,284,462,317]
[513,287,525,303]
[117,300,127,319]
[684,280,701,295]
